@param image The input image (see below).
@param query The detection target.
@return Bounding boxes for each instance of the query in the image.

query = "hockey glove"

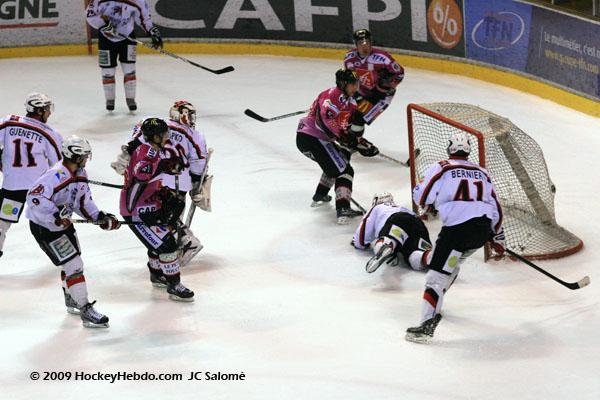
[110,145,131,176]
[159,188,185,227]
[53,206,72,229]
[339,130,358,150]
[489,228,506,259]
[149,27,163,49]
[356,137,379,157]
[97,211,120,231]
[159,156,184,175]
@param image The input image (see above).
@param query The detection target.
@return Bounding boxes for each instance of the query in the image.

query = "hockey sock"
[148,255,162,275]
[63,257,88,307]
[101,67,116,102]
[0,220,11,251]
[334,166,354,210]
[315,174,334,196]
[159,252,181,285]
[60,270,68,291]
[408,250,431,271]
[121,63,136,100]
[420,269,448,323]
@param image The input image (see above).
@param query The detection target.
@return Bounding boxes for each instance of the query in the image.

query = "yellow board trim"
[1,42,598,117]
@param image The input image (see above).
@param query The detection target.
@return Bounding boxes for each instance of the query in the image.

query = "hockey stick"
[244,108,308,123]
[350,197,367,213]
[377,148,420,167]
[175,174,183,249]
[129,37,234,75]
[73,219,139,226]
[88,179,123,189]
[185,148,214,227]
[506,249,590,290]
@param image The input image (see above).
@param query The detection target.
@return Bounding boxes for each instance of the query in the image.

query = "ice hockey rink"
[1,53,599,400]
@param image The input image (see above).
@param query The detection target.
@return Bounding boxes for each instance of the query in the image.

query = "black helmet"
[353,28,372,43]
[336,68,358,90]
[141,117,169,144]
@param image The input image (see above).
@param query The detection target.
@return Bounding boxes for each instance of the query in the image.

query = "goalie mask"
[372,192,395,207]
[170,100,197,128]
[447,132,471,157]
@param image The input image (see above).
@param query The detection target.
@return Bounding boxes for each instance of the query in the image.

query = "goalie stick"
[244,108,308,123]
[350,197,367,214]
[506,249,590,290]
[128,37,234,75]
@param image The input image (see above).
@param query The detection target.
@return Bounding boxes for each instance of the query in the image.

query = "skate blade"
[405,332,432,344]
[82,321,109,329]
[66,307,81,315]
[151,282,167,289]
[311,200,329,208]
[365,252,395,273]
[168,294,195,302]
[337,216,350,225]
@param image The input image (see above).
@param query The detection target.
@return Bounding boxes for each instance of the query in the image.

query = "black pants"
[123,217,178,257]
[30,222,80,266]
[98,33,136,68]
[0,188,27,223]
[379,212,431,263]
[428,216,491,275]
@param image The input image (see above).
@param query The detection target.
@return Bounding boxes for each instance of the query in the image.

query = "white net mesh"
[409,103,582,260]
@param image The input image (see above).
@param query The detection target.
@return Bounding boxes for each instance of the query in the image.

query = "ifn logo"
[0,0,59,28]
[471,11,525,50]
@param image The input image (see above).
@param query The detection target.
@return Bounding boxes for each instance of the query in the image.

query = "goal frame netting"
[407,103,583,261]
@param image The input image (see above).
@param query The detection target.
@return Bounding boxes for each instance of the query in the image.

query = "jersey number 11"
[12,139,37,168]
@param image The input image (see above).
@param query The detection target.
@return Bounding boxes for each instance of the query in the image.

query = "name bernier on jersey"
[450,169,487,180]
[7,126,44,143]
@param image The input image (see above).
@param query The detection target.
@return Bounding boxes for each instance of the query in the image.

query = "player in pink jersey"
[120,117,194,302]
[344,29,404,144]
[0,93,63,259]
[296,69,364,225]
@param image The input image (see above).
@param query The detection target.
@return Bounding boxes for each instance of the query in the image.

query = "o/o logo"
[2,204,18,216]
[427,0,463,49]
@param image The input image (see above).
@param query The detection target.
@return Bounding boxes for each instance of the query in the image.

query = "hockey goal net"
[407,103,583,261]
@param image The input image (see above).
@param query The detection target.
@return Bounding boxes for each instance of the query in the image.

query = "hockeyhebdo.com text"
[29,370,247,383]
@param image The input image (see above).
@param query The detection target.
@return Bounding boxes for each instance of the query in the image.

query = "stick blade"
[244,109,269,122]
[213,66,235,74]
[577,275,591,289]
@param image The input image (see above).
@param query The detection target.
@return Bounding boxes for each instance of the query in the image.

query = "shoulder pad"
[344,50,357,61]
[439,160,450,167]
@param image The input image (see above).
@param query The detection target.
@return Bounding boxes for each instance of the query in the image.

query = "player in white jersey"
[86,0,163,111]
[0,93,63,258]
[26,136,120,328]
[111,101,210,266]
[405,133,505,343]
[353,192,432,273]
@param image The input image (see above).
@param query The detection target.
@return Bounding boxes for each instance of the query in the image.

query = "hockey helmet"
[169,100,197,128]
[372,192,395,207]
[25,92,54,114]
[336,68,358,91]
[447,132,471,157]
[353,28,372,44]
[141,117,169,145]
[62,135,92,163]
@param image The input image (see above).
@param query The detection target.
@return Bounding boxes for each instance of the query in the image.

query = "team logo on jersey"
[30,184,44,195]
[355,69,374,89]
[54,170,67,181]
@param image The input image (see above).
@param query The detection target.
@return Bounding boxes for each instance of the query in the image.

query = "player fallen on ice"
[111,101,211,266]
[26,135,120,328]
[343,29,404,155]
[120,117,194,302]
[296,69,365,225]
[352,192,432,273]
[0,93,64,259]
[85,0,163,112]
[406,132,505,343]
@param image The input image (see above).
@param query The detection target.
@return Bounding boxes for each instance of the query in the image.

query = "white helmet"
[169,100,196,128]
[62,135,92,162]
[25,92,54,114]
[447,132,471,156]
[372,192,395,207]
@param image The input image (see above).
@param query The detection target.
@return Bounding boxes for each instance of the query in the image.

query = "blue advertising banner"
[526,7,600,99]
[464,0,532,71]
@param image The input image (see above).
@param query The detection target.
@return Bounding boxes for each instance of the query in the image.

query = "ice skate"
[62,288,80,315]
[405,314,442,344]
[150,272,168,289]
[167,282,194,302]
[106,99,115,111]
[79,301,109,328]
[126,98,137,111]
[311,193,332,208]
[336,207,364,225]
[365,242,395,273]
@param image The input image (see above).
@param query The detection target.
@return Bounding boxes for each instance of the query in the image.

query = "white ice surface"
[0,54,599,400]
